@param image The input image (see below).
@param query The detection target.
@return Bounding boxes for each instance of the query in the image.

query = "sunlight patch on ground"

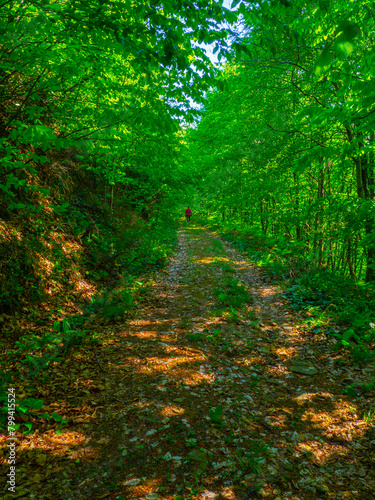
[274,346,298,357]
[160,404,185,417]
[121,478,162,497]
[18,429,93,466]
[128,319,155,326]
[195,256,217,264]
[132,331,158,339]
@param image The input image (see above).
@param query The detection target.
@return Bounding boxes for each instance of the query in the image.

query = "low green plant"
[221,262,235,273]
[328,327,375,365]
[364,408,375,424]
[211,239,224,252]
[235,440,270,475]
[331,329,361,348]
[185,437,198,447]
[210,307,223,318]
[0,396,67,433]
[342,384,358,396]
[56,319,89,355]
[0,370,12,389]
[224,306,239,323]
[249,319,261,329]
[86,288,133,320]
[187,332,203,343]
[342,378,375,397]
[24,353,59,381]
[11,319,90,381]
[207,329,222,344]
[362,378,375,392]
[0,389,10,431]
[225,432,235,443]
[250,374,262,388]
[208,405,224,426]
[350,344,375,366]
[214,277,250,309]
[220,338,234,352]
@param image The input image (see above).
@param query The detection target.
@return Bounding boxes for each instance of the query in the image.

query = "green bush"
[85,289,133,321]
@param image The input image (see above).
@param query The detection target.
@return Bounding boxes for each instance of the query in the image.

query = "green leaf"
[209,405,223,422]
[22,398,44,410]
[239,2,246,14]
[342,329,355,342]
[231,0,241,8]
[318,0,330,13]
[354,331,363,342]
[9,202,27,210]
[314,46,333,77]
[335,40,354,60]
[342,385,357,396]
[342,23,361,41]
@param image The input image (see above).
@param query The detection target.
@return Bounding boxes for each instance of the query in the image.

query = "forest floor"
[2,222,375,500]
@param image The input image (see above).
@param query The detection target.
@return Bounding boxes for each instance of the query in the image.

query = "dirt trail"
[27,223,375,500]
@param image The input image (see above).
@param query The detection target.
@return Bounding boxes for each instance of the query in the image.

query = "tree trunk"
[293,173,301,240]
[355,135,375,282]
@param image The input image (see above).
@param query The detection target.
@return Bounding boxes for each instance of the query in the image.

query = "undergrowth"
[196,214,375,366]
[0,169,179,432]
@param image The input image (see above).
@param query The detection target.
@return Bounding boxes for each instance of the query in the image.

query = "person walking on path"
[185,206,192,222]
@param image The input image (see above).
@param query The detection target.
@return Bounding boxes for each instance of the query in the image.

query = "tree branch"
[1,67,48,132]
[266,123,327,147]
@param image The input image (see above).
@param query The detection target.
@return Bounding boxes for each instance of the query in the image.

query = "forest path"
[67,222,373,500]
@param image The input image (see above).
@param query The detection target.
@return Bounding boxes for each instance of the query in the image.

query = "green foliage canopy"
[184,0,375,281]
[0,0,237,212]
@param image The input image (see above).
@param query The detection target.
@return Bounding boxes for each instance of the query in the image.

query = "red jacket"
[185,207,192,216]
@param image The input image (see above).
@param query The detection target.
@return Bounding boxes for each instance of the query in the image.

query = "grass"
[214,277,251,309]
[187,332,203,343]
[222,307,240,323]
[235,439,270,475]
[220,262,236,273]
[211,239,224,253]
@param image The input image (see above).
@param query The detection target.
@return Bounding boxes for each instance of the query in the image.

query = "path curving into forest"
[26,223,374,500]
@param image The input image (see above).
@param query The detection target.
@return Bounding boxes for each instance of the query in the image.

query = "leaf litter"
[2,222,374,499]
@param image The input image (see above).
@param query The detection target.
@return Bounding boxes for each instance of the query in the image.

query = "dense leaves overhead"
[0,0,238,213]
[1,0,235,133]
